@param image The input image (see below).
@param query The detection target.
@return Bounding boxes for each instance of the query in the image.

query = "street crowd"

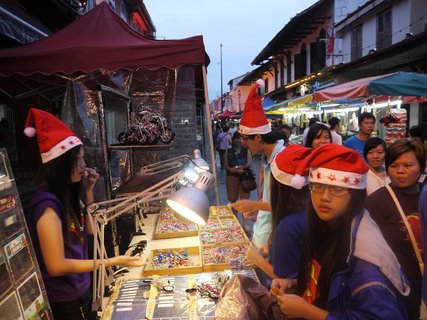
[214,81,427,319]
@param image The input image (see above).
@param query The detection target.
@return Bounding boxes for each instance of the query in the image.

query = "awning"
[288,94,313,106]
[0,2,209,76]
[313,72,427,101]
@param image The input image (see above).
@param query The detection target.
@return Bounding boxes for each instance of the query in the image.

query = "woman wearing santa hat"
[271,144,409,319]
[245,145,311,283]
[24,108,144,320]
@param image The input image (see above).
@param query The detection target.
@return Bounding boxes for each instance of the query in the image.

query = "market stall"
[0,2,216,199]
[0,3,220,255]
[311,71,427,144]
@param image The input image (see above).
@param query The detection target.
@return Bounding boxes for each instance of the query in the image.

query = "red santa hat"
[24,108,82,163]
[292,144,369,190]
[271,145,313,189]
[239,79,271,135]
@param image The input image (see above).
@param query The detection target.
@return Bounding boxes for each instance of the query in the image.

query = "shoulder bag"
[385,184,424,274]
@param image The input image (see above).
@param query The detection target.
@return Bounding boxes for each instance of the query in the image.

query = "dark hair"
[328,117,341,130]
[273,128,288,144]
[270,174,309,241]
[222,125,229,133]
[305,123,332,148]
[232,131,240,140]
[260,131,279,144]
[363,137,386,160]
[409,125,424,142]
[309,117,319,127]
[358,112,376,124]
[278,123,292,132]
[296,188,367,308]
[385,139,426,173]
[35,145,83,241]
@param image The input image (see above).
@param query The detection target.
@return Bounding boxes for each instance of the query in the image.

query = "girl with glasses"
[271,144,409,319]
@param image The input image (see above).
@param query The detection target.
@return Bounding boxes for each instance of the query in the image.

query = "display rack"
[0,148,52,319]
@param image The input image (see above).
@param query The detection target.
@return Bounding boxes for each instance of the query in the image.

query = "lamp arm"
[140,154,190,174]
[89,169,185,312]
[86,170,185,223]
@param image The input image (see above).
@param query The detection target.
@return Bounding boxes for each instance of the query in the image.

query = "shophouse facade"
[332,0,427,136]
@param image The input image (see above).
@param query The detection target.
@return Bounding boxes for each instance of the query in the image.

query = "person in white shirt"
[328,117,342,145]
[363,137,390,196]
[302,117,319,146]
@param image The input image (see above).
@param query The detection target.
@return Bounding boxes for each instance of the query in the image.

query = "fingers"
[84,167,99,179]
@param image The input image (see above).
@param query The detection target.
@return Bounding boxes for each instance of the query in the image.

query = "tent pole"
[202,65,220,205]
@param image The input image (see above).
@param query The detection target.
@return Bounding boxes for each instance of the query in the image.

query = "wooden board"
[153,208,199,239]
[143,246,202,276]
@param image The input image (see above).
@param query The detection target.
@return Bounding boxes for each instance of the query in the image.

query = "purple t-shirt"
[28,189,90,302]
[270,211,307,279]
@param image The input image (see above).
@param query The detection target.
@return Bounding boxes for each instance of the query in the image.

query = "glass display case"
[0,148,52,319]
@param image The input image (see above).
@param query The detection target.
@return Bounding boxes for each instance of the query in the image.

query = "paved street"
[213,152,261,234]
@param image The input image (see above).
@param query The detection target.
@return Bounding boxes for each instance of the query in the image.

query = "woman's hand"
[271,278,297,297]
[276,294,309,318]
[109,255,146,268]
[245,247,262,264]
[276,294,328,320]
[230,199,258,212]
[82,167,99,192]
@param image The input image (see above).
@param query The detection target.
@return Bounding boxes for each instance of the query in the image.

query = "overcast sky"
[144,0,318,101]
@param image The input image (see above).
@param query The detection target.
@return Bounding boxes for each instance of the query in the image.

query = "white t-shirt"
[366,169,391,196]
[331,130,342,145]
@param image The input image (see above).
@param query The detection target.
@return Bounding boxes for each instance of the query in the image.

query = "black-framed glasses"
[240,134,254,143]
[309,183,349,197]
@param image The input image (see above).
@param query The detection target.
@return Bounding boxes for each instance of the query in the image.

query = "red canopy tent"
[0,2,209,76]
[218,110,236,119]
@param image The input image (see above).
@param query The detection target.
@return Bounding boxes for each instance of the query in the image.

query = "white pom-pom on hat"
[256,79,265,90]
[291,174,307,190]
[24,127,36,138]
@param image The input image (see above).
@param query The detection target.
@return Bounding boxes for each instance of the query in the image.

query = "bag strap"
[217,134,226,144]
[385,184,424,273]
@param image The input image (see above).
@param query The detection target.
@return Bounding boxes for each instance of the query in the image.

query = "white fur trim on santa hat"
[309,167,367,189]
[291,174,308,190]
[41,136,82,163]
[239,123,271,135]
[271,161,307,189]
[24,127,36,138]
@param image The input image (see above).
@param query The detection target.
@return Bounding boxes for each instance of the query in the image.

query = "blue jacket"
[326,210,410,320]
[420,184,427,304]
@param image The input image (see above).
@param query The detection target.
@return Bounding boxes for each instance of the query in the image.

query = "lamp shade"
[192,149,209,172]
[166,171,214,225]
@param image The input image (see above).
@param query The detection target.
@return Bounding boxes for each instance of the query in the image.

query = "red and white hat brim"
[309,167,367,189]
[271,160,308,189]
[239,123,271,135]
[41,136,82,163]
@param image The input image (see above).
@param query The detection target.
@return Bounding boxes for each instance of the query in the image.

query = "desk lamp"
[167,171,214,226]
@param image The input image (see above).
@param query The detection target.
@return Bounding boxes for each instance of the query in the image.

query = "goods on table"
[202,243,251,272]
[200,227,248,246]
[154,208,198,239]
[143,247,202,276]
